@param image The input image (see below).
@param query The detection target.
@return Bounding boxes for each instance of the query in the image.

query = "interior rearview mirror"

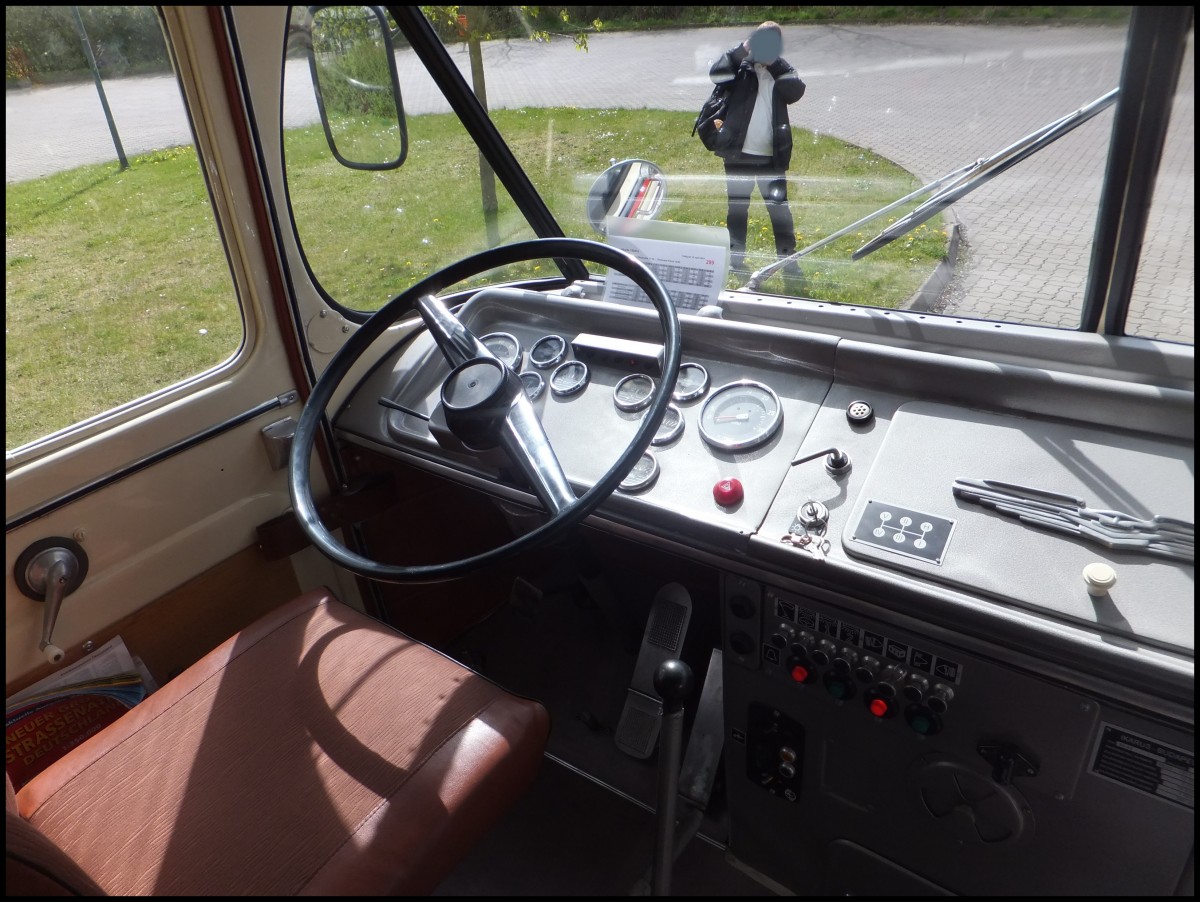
[306,5,408,170]
[587,159,667,235]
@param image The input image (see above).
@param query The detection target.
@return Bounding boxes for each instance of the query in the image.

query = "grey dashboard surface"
[334,288,838,552]
[840,401,1194,653]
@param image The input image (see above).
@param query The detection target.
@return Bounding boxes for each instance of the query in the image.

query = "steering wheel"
[289,237,681,583]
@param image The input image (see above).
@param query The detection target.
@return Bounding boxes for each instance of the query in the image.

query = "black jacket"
[708,44,805,170]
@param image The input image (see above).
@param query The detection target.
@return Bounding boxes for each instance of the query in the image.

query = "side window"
[5,5,244,453]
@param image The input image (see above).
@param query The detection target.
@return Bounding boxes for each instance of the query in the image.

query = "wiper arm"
[743,156,984,291]
[852,88,1119,260]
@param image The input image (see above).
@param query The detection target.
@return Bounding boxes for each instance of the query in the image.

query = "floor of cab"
[431,529,774,896]
[433,755,772,896]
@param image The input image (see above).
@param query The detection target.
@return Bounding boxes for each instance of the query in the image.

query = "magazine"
[5,637,155,791]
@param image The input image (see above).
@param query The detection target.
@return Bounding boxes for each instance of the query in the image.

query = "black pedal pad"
[614,583,693,759]
[614,689,662,760]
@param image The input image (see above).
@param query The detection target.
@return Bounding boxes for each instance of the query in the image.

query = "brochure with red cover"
[5,690,135,790]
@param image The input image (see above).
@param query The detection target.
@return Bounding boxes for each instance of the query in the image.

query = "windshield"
[281,6,1193,344]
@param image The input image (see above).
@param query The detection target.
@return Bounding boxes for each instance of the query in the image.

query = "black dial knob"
[927,684,955,714]
[832,648,859,676]
[902,675,930,702]
[729,594,756,619]
[729,631,755,655]
[810,639,836,667]
[854,655,881,683]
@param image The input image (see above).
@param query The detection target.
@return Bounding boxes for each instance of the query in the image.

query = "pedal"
[615,583,693,759]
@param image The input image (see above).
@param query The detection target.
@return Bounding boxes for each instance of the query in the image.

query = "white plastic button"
[1082,562,1117,596]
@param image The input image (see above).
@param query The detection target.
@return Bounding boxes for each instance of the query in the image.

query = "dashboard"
[337,284,1193,666]
[335,282,1194,895]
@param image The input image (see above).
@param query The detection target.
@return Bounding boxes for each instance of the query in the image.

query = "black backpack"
[692,84,729,152]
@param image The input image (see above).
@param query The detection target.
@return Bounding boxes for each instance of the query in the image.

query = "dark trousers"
[723,159,797,265]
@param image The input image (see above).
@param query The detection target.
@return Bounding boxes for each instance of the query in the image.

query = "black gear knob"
[653,659,694,714]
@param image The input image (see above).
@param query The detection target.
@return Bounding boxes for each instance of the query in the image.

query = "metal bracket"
[261,417,297,470]
[978,741,1040,785]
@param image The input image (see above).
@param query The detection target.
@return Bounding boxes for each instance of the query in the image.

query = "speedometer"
[698,381,783,452]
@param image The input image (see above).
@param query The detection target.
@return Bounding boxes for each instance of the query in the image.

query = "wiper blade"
[743,157,984,291]
[852,88,1119,260]
[952,477,1194,563]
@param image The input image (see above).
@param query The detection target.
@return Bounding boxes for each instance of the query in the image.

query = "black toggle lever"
[651,659,694,896]
[791,446,851,477]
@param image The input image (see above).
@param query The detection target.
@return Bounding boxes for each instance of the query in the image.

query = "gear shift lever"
[651,658,694,896]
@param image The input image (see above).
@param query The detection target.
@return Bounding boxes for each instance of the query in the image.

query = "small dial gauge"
[699,380,783,452]
[650,404,685,446]
[673,362,710,403]
[480,332,521,370]
[519,371,545,401]
[614,374,655,412]
[618,451,660,493]
[529,334,567,369]
[550,360,589,397]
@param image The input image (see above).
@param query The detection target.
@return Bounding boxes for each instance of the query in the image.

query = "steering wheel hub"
[441,357,523,450]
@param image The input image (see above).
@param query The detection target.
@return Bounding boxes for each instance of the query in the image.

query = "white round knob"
[43,643,65,664]
[1083,563,1117,597]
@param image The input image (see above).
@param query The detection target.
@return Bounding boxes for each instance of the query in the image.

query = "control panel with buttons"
[720,573,1194,899]
[730,583,963,736]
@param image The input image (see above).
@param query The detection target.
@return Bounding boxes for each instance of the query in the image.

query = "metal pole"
[71,6,129,171]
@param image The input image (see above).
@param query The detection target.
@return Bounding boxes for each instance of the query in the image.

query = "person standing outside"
[709,22,806,288]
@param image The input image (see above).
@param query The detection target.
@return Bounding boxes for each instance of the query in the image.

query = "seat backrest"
[6,774,106,896]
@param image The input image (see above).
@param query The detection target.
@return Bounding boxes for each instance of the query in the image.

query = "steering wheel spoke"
[417,292,491,368]
[500,395,577,515]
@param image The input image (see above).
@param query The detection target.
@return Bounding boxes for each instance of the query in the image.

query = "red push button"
[713,477,744,506]
[790,664,810,683]
[869,698,890,718]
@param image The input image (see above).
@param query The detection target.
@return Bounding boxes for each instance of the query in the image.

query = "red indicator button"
[790,664,810,683]
[713,477,744,506]
[869,698,890,718]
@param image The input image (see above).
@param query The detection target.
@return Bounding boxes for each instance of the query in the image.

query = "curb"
[902,215,961,313]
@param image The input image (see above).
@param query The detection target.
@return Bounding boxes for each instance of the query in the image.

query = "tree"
[420,6,602,245]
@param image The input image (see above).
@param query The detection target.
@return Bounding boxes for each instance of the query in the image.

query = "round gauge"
[673,362,710,402]
[480,332,521,370]
[650,404,684,446]
[698,380,783,452]
[618,451,659,493]
[614,374,655,412]
[529,334,567,369]
[550,360,589,397]
[519,371,545,401]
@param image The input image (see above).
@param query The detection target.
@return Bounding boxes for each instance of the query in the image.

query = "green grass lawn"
[6,109,945,450]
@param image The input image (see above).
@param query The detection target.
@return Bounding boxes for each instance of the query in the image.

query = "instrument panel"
[337,286,839,554]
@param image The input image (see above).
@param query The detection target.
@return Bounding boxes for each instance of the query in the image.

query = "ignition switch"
[797,500,829,530]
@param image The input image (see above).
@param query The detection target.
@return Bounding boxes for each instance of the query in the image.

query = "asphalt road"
[6,23,1193,340]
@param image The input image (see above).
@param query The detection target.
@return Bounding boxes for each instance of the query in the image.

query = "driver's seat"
[5,588,549,895]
